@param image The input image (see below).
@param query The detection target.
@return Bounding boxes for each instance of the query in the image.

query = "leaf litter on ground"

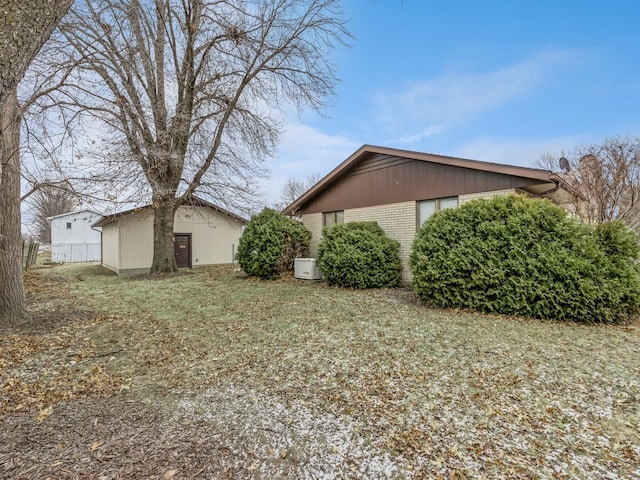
[1,263,639,479]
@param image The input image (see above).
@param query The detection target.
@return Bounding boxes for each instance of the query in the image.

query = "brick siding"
[302,212,323,257]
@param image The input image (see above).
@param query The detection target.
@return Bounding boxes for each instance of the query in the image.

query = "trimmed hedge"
[237,208,311,279]
[318,221,401,288]
[409,195,640,323]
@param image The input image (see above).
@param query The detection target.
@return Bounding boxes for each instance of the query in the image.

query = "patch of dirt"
[0,394,248,479]
[9,269,97,335]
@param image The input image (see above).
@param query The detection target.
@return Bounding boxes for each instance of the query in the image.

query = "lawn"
[1,264,639,479]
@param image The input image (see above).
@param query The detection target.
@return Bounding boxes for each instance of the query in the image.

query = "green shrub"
[318,221,401,288]
[237,208,311,279]
[409,195,640,323]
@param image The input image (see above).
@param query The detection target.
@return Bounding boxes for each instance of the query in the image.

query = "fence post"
[22,241,39,270]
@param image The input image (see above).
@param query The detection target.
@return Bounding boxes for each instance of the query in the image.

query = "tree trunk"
[149,194,178,273]
[0,88,30,326]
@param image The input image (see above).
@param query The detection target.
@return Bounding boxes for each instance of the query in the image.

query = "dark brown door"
[174,234,191,268]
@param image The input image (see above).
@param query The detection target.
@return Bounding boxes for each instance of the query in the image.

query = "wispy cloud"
[258,122,359,207]
[275,123,359,173]
[373,49,583,145]
[451,134,592,168]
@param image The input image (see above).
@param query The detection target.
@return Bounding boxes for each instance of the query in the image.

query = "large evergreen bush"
[237,208,311,279]
[318,221,401,288]
[410,195,640,323]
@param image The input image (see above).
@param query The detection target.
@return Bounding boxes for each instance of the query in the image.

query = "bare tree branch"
[45,0,350,273]
[538,136,640,228]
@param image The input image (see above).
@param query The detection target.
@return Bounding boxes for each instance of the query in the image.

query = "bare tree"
[53,0,350,273]
[30,187,77,243]
[539,136,640,227]
[0,0,74,326]
[279,172,322,211]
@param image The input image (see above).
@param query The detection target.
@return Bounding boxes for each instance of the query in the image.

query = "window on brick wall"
[323,210,344,227]
[417,197,458,227]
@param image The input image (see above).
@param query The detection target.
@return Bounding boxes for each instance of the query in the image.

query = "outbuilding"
[48,210,102,263]
[93,196,246,275]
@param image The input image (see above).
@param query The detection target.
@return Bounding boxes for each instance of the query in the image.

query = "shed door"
[174,234,191,268]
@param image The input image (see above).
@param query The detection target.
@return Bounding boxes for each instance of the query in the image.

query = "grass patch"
[3,264,640,478]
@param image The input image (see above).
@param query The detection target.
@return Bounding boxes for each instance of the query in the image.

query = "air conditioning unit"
[294,258,322,280]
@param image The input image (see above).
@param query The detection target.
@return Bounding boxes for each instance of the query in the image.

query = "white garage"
[48,210,102,263]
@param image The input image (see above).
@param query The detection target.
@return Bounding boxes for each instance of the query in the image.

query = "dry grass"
[1,264,639,479]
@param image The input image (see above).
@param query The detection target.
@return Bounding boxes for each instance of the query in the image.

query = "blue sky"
[261,0,640,207]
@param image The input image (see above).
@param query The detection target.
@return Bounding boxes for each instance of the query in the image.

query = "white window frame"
[417,196,458,227]
[323,210,344,227]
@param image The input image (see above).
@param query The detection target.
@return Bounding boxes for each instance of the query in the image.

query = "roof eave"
[91,195,248,228]
[283,144,555,214]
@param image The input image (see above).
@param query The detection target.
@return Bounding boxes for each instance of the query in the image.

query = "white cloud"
[258,122,360,208]
[373,49,582,146]
[451,134,593,168]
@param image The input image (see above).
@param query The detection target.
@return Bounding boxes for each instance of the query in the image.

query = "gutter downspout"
[90,223,103,266]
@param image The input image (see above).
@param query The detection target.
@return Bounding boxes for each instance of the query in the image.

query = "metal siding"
[100,223,120,272]
[300,154,544,214]
[174,206,243,265]
[113,206,244,273]
[119,211,154,270]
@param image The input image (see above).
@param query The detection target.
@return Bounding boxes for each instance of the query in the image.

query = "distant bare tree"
[0,0,74,326]
[539,136,640,227]
[31,187,77,243]
[279,172,322,211]
[52,0,350,274]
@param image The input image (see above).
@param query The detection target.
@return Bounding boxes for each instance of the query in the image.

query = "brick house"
[283,145,575,282]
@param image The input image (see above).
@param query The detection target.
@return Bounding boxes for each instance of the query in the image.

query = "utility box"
[294,258,322,280]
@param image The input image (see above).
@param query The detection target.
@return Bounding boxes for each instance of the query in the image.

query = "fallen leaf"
[90,441,104,451]
[163,469,178,479]
[36,405,53,422]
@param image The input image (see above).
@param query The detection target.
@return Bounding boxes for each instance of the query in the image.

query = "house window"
[417,197,458,226]
[323,210,344,227]
[66,222,72,229]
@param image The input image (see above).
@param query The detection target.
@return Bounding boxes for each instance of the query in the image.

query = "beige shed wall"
[173,206,243,266]
[112,206,243,274]
[100,222,120,273]
[119,210,155,272]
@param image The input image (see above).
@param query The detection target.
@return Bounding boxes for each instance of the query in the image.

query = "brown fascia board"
[283,144,556,215]
[92,195,248,228]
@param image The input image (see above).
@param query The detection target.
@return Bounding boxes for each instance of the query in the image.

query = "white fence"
[51,242,101,263]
